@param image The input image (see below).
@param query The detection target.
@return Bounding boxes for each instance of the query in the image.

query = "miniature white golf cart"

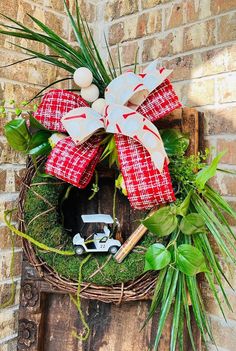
[73,214,121,255]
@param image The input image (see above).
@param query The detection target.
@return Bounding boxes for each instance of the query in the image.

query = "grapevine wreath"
[1,2,236,350]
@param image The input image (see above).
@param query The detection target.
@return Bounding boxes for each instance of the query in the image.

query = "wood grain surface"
[18,108,203,351]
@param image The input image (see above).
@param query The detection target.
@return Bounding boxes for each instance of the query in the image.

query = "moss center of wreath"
[24,175,156,286]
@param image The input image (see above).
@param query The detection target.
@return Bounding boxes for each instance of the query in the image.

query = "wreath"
[1,2,236,350]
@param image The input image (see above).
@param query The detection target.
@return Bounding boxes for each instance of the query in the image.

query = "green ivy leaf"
[4,118,31,152]
[144,243,171,272]
[29,113,49,131]
[28,141,51,156]
[160,129,189,156]
[176,244,208,276]
[176,190,193,217]
[143,207,178,237]
[180,213,206,235]
[28,130,52,156]
[195,151,226,190]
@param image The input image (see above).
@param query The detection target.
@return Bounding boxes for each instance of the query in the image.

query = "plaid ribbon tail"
[45,135,102,189]
[115,78,180,209]
[115,135,176,210]
[34,89,89,132]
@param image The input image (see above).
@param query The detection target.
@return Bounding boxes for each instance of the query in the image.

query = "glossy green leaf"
[4,118,31,152]
[176,244,208,276]
[28,130,51,149]
[28,141,51,156]
[28,130,52,156]
[144,244,171,272]
[180,213,206,235]
[160,129,189,156]
[195,151,226,190]
[176,190,193,217]
[29,113,48,131]
[143,207,178,237]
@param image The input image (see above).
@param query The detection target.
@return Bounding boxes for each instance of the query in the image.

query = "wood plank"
[18,107,203,351]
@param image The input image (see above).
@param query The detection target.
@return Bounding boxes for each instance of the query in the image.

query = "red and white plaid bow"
[34,61,181,209]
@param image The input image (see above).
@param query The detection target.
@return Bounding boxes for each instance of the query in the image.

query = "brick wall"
[0,0,236,350]
[0,1,96,349]
[98,1,236,350]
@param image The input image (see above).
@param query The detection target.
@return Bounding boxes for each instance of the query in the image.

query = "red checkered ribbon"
[46,135,102,188]
[34,89,88,132]
[115,78,181,209]
[35,64,181,209]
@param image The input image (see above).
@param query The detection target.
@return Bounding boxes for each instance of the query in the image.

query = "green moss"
[24,175,156,285]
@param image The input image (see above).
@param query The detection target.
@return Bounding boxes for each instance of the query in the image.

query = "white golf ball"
[81,84,100,103]
[92,98,106,115]
[73,67,93,88]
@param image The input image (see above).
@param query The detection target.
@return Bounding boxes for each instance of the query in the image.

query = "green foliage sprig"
[142,129,236,350]
[1,1,236,350]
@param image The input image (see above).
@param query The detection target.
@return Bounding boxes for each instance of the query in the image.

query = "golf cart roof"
[81,214,114,224]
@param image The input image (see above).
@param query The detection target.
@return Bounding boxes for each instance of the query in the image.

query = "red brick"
[0,251,22,280]
[218,12,236,44]
[210,173,236,196]
[136,10,162,37]
[183,19,216,51]
[211,0,236,15]
[142,0,171,9]
[0,196,18,223]
[174,78,215,107]
[142,29,183,61]
[0,281,18,307]
[105,0,138,21]
[0,170,7,192]
[110,42,139,68]
[165,3,184,29]
[0,226,22,250]
[0,309,18,340]
[164,46,233,82]
[216,138,236,164]
[218,74,236,103]
[186,0,212,22]
[204,107,236,135]
[109,22,124,45]
[202,282,236,321]
[0,138,26,165]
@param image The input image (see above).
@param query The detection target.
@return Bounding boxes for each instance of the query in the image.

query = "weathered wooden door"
[17,108,203,351]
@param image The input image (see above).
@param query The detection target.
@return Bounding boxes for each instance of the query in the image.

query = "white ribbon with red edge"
[62,61,172,173]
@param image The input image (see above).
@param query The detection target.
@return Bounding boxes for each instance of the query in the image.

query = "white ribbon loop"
[62,60,171,173]
[62,107,103,144]
[104,104,167,171]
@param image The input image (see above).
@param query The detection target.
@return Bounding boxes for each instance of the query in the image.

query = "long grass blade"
[194,234,233,309]
[192,193,236,263]
[153,268,179,351]
[177,302,184,351]
[142,268,167,328]
[186,275,214,345]
[9,42,75,73]
[170,277,182,351]
[84,19,111,84]
[104,34,116,79]
[117,44,122,75]
[181,274,197,351]
[26,14,84,66]
[133,47,139,73]
[161,266,174,304]
[63,0,99,80]
[27,77,73,104]
[206,185,236,219]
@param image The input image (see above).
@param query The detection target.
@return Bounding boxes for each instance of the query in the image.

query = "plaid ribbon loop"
[34,63,181,209]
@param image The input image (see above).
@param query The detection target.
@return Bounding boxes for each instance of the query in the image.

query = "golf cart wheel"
[109,246,119,254]
[75,245,85,255]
